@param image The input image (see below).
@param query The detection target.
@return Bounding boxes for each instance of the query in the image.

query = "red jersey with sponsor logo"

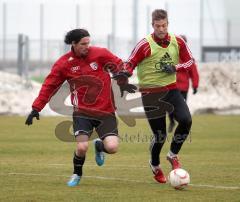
[32,46,123,115]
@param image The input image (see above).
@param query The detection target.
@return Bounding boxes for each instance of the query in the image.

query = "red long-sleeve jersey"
[177,62,199,92]
[32,46,123,115]
[125,33,194,90]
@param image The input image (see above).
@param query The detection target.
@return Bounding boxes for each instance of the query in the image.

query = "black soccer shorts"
[72,112,118,140]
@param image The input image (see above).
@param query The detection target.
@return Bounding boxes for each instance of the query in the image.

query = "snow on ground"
[0,62,240,116]
[0,71,58,116]
[187,62,240,114]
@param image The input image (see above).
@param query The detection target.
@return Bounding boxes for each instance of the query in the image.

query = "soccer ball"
[168,168,190,190]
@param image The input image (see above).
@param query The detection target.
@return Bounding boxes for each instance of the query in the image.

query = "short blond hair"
[152,9,168,23]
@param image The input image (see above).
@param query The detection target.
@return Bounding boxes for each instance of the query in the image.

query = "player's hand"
[112,70,132,80]
[25,109,40,125]
[119,84,137,97]
[161,64,176,74]
[193,88,198,94]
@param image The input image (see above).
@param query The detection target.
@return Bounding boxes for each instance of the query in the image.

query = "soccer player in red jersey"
[25,29,136,187]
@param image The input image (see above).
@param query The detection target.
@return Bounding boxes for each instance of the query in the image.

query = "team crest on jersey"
[71,66,80,73]
[90,62,98,70]
[68,57,74,61]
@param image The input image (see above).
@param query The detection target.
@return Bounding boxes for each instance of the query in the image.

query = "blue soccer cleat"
[93,138,105,166]
[67,174,81,187]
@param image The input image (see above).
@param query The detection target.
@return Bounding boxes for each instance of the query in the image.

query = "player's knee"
[179,116,192,128]
[104,142,119,154]
[76,142,88,155]
[185,117,192,127]
[103,135,119,154]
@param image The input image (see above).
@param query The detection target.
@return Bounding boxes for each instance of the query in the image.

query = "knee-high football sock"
[73,152,85,176]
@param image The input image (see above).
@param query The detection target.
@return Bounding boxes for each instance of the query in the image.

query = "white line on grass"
[5,172,240,190]
[0,162,148,168]
[48,163,148,168]
[189,183,240,190]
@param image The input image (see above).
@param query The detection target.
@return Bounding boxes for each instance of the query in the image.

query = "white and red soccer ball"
[168,168,190,190]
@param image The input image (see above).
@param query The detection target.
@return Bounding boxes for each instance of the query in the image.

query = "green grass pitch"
[0,115,240,201]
